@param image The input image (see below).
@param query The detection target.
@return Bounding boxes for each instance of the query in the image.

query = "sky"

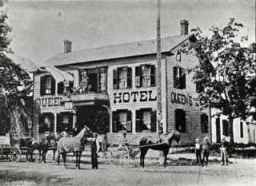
[5,0,256,65]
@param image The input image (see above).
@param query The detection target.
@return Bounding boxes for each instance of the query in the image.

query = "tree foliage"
[189,18,256,142]
[0,9,33,139]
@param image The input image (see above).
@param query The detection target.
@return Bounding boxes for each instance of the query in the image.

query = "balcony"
[63,91,109,107]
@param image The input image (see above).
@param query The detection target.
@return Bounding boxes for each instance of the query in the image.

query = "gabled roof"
[7,54,39,72]
[45,35,189,67]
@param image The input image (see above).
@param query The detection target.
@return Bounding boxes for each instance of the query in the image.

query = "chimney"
[180,19,189,35]
[64,40,72,53]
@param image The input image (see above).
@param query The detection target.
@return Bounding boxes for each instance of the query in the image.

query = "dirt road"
[0,157,255,186]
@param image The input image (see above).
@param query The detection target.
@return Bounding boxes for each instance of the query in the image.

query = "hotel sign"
[36,96,63,107]
[113,90,157,104]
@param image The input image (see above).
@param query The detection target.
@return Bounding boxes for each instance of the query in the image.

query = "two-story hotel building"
[33,21,210,144]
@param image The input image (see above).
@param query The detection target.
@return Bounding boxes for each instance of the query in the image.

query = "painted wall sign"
[113,90,157,104]
[36,96,63,107]
[171,92,193,106]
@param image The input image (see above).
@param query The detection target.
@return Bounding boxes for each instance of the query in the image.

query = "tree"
[188,18,256,143]
[0,5,33,140]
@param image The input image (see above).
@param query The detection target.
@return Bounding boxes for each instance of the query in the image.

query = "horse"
[25,135,57,163]
[56,126,92,169]
[139,131,180,168]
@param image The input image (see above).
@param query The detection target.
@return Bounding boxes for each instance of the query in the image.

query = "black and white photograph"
[0,0,255,185]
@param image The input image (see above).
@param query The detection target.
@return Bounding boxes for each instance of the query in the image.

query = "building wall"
[33,51,212,144]
[165,51,209,143]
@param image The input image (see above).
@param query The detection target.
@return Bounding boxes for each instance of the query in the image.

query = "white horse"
[57,126,91,169]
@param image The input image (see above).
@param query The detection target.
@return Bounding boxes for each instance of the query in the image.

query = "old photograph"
[0,0,255,185]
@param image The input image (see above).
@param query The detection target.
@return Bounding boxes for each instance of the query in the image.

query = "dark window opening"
[112,110,132,133]
[240,122,244,138]
[57,112,73,133]
[201,114,209,133]
[40,75,55,96]
[175,109,186,133]
[136,109,156,132]
[39,113,54,133]
[173,66,186,89]
[222,119,229,136]
[58,82,64,95]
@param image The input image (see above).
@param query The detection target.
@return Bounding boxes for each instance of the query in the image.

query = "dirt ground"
[0,153,255,186]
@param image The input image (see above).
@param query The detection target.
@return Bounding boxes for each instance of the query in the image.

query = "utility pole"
[156,0,162,133]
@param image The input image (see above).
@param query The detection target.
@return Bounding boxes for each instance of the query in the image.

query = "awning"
[41,66,73,84]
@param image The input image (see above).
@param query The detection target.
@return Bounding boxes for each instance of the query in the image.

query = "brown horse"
[139,131,180,167]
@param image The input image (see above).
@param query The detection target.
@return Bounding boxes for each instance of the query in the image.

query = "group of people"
[195,136,229,166]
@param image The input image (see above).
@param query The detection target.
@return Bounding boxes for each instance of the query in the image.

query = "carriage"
[0,134,17,161]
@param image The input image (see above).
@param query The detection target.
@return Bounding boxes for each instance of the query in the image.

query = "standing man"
[201,136,211,166]
[91,133,100,169]
[195,138,202,165]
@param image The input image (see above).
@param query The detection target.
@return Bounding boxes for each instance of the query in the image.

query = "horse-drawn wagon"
[0,134,16,161]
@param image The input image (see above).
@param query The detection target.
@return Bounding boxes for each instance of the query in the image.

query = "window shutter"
[181,68,186,89]
[173,67,178,88]
[150,65,156,87]
[150,110,157,132]
[50,77,56,95]
[136,110,142,132]
[113,69,118,89]
[135,66,141,88]
[112,111,118,132]
[127,67,132,88]
[40,76,46,96]
[127,110,132,132]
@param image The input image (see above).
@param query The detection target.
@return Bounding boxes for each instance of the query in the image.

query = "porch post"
[73,112,77,128]
[132,110,136,134]
[54,113,57,136]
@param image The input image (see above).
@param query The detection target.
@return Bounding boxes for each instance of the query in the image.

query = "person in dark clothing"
[201,136,211,167]
[91,133,100,169]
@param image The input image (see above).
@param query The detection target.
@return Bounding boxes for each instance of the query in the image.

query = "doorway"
[76,105,109,134]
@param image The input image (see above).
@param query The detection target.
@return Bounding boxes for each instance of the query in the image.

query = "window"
[136,109,156,132]
[201,114,209,133]
[58,82,64,95]
[79,67,107,93]
[57,112,73,133]
[240,122,244,138]
[39,113,54,133]
[173,66,186,89]
[135,65,156,88]
[222,119,229,136]
[40,75,55,96]
[112,110,132,132]
[175,109,186,132]
[113,67,132,89]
